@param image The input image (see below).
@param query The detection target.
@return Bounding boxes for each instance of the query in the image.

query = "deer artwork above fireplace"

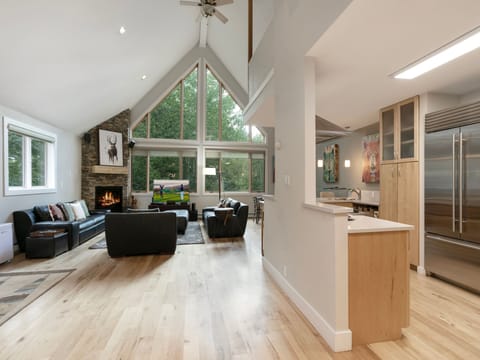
[98,129,123,166]
[95,186,123,212]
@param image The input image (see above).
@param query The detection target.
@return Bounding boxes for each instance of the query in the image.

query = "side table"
[25,229,68,258]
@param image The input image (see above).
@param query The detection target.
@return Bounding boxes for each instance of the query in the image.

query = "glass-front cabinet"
[380,96,418,163]
[381,107,395,161]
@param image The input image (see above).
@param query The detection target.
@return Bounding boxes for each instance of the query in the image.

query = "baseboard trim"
[417,265,426,276]
[262,258,352,352]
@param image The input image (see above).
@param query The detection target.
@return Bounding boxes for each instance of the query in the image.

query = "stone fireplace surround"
[81,109,130,211]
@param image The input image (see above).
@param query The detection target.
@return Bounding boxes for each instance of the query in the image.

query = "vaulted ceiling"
[3,1,480,136]
[0,0,247,134]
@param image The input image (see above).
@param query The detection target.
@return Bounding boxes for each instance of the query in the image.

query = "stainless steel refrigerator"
[425,116,480,294]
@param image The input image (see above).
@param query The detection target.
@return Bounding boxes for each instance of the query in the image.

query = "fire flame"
[98,191,121,207]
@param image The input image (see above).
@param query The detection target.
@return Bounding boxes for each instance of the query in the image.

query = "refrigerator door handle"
[426,233,480,251]
[452,133,456,232]
[459,131,464,234]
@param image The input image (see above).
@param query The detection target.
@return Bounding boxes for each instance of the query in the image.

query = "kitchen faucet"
[349,188,361,199]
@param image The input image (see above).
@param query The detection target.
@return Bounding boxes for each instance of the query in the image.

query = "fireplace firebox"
[95,186,123,212]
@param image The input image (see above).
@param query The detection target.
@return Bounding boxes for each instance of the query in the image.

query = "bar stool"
[253,195,264,224]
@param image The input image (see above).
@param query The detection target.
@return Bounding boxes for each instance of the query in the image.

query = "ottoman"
[163,210,189,234]
[25,230,69,258]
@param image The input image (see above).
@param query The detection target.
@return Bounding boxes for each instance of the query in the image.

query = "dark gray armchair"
[105,212,177,257]
[202,199,249,238]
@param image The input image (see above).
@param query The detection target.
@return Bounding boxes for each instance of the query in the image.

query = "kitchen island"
[265,199,413,351]
[347,215,413,345]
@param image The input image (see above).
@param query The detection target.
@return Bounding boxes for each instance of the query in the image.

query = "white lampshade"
[204,167,216,176]
[317,160,323,168]
[344,160,351,168]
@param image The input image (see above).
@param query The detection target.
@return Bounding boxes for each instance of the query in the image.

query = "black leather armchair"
[105,212,177,257]
[202,199,249,238]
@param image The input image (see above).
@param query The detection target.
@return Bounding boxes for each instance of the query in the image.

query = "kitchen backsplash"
[361,190,380,203]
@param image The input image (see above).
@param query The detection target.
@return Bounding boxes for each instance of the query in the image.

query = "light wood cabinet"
[380,162,419,266]
[380,96,419,163]
[349,230,409,345]
[379,96,420,266]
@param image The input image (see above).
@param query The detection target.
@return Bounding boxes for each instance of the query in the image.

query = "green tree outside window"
[206,68,220,141]
[183,70,197,140]
[150,85,181,139]
[133,116,147,138]
[132,155,147,192]
[31,139,46,186]
[8,132,23,186]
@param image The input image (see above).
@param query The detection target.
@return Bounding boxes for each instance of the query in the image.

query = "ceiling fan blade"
[213,9,228,23]
[214,0,234,6]
[180,1,200,6]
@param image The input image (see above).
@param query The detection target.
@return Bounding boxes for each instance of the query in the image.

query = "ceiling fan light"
[119,26,126,35]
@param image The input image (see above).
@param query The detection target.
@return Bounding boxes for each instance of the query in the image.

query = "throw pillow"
[58,202,75,221]
[49,204,65,221]
[33,205,53,222]
[231,200,241,213]
[71,202,86,220]
[77,199,91,217]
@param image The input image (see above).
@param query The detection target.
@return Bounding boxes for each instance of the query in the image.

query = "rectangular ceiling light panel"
[394,26,480,80]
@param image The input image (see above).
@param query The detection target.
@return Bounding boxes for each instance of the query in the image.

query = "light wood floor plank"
[0,221,478,359]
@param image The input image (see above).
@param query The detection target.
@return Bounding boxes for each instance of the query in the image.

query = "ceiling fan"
[180,0,233,24]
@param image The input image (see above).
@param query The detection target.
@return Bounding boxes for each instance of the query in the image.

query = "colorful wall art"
[323,144,339,183]
[362,134,380,183]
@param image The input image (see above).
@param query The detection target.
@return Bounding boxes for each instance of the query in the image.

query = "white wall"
[253,0,274,53]
[0,104,81,242]
[262,0,353,351]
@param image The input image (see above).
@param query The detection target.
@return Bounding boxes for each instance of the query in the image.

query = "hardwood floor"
[0,221,479,359]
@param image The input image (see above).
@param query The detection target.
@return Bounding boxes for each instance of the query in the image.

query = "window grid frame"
[130,62,267,195]
[3,117,57,196]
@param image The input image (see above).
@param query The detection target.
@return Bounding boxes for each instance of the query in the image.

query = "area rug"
[0,269,74,327]
[89,221,205,249]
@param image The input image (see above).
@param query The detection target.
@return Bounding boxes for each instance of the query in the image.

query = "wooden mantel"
[91,165,128,175]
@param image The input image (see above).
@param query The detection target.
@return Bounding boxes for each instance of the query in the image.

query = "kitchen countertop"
[317,197,380,206]
[347,215,413,234]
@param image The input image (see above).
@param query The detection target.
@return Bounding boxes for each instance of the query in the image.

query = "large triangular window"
[131,63,266,194]
[206,67,265,143]
[133,66,198,140]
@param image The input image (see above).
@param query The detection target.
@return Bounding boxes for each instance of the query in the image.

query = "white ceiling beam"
[199,17,208,48]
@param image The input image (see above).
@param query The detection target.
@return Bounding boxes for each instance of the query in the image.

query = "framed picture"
[362,134,380,183]
[323,144,339,183]
[98,129,123,166]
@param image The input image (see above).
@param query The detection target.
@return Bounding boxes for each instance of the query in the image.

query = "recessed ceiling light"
[141,74,147,80]
[119,26,126,35]
[393,25,480,80]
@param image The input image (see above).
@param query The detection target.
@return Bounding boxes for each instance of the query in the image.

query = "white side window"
[3,117,57,195]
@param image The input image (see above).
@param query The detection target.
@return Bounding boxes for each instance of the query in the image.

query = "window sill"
[4,187,57,196]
